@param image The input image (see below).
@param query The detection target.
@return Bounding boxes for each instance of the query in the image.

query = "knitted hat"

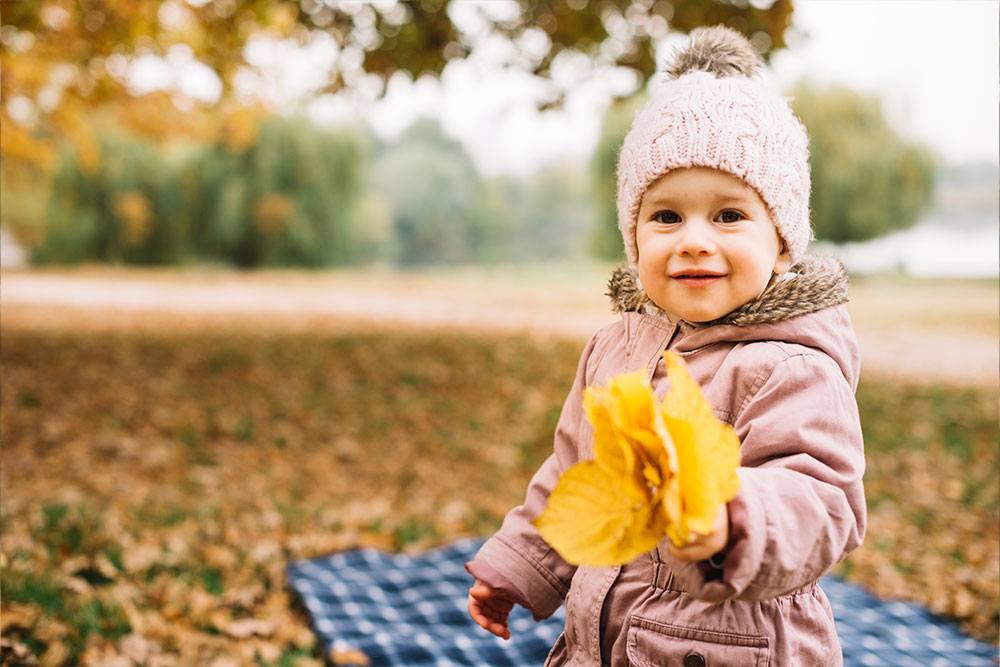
[616,26,812,265]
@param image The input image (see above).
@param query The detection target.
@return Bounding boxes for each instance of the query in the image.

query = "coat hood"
[607,256,858,384]
[607,255,849,326]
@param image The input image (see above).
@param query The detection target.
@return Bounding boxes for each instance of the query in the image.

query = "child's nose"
[675,220,716,256]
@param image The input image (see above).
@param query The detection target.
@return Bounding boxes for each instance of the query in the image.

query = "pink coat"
[468,259,866,666]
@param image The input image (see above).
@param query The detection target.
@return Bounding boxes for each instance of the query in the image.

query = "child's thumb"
[468,579,497,599]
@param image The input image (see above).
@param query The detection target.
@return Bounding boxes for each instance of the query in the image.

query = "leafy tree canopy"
[1,0,794,174]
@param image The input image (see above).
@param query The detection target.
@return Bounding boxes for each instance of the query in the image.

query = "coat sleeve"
[665,349,866,602]
[465,333,601,619]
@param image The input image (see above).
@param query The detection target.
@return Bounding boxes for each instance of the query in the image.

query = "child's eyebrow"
[713,191,759,205]
[705,183,762,203]
[639,194,675,209]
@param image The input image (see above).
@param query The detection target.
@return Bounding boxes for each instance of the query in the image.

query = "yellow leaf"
[532,459,664,566]
[584,370,667,502]
[661,351,741,546]
[536,353,742,564]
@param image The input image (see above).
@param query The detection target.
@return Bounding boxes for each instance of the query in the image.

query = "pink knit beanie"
[617,26,812,265]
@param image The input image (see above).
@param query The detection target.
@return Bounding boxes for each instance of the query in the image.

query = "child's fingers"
[467,580,517,639]
[485,597,514,617]
[467,593,511,639]
[670,506,730,562]
[469,594,513,623]
[475,615,511,640]
[468,580,496,600]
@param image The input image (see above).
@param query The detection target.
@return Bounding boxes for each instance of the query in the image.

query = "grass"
[0,286,997,663]
[1,569,133,658]
[843,381,998,637]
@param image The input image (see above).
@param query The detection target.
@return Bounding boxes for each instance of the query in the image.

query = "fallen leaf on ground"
[330,646,371,666]
[223,618,276,639]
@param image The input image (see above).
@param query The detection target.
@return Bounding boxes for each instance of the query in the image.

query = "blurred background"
[1,1,997,665]
[1,0,997,272]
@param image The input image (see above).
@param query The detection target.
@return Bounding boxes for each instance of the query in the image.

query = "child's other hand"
[668,504,730,563]
[467,579,515,640]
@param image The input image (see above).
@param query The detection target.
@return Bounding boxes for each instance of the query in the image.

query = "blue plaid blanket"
[287,538,998,666]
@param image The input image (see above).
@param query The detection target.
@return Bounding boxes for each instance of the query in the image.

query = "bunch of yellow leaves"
[533,351,741,566]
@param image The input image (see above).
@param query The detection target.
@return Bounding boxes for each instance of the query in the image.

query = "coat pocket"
[626,616,769,667]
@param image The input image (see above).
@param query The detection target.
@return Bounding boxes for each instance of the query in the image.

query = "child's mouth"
[671,272,725,286]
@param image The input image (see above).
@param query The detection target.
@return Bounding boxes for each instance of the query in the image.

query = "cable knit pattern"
[616,30,812,265]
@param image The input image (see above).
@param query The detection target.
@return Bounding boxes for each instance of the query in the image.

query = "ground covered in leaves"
[1,311,997,665]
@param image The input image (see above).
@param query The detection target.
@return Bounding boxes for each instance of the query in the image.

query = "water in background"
[826,216,998,279]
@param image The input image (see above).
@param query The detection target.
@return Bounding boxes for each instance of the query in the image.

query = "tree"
[1,0,795,174]
[790,83,937,244]
[190,116,370,267]
[37,116,370,267]
[3,0,797,260]
[369,117,482,266]
[478,162,594,263]
[40,130,191,264]
[589,92,646,260]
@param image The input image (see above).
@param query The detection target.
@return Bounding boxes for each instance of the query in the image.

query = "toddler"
[466,26,865,666]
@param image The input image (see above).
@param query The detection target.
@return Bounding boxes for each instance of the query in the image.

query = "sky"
[351,0,1000,176]
[770,1,999,168]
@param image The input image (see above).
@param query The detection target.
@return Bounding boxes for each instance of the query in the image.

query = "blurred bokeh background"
[1,0,997,272]
[1,1,997,665]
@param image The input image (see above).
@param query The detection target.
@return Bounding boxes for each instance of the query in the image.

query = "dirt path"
[2,268,997,386]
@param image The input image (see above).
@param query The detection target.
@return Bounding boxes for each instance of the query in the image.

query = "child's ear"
[773,240,792,275]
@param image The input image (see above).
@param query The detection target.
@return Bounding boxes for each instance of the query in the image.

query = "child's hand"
[668,504,730,563]
[467,579,515,640]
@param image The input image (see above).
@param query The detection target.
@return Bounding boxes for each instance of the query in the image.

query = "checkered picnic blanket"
[287,538,998,667]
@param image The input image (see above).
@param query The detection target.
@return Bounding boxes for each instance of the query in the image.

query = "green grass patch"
[393,518,438,547]
[1,570,65,615]
[235,414,255,441]
[194,566,225,595]
[72,597,132,643]
[133,503,189,528]
[0,569,132,660]
[17,390,40,408]
[38,502,108,559]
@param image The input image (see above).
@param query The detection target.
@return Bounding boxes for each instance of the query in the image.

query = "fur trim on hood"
[607,255,850,327]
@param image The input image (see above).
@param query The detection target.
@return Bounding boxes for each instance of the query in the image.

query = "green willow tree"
[190,117,369,267]
[39,118,369,267]
[789,83,936,244]
[41,132,189,265]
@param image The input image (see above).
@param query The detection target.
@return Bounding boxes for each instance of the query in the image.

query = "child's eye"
[652,210,681,224]
[717,209,746,223]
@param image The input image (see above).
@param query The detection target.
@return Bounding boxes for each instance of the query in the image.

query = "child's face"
[635,167,791,323]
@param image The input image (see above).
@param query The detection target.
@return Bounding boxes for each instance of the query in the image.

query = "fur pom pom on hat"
[616,25,813,265]
[664,25,761,79]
